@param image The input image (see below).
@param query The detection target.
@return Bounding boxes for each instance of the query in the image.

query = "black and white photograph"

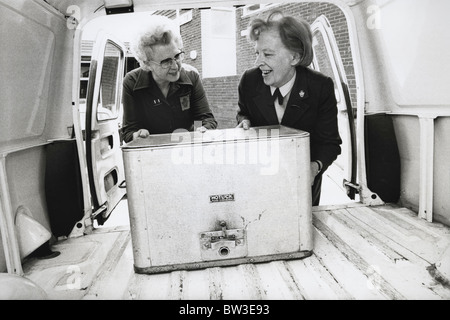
[0,0,449,306]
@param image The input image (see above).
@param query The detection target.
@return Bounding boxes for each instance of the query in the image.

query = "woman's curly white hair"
[131,15,183,71]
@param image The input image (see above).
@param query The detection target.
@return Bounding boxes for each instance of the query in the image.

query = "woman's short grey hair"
[248,11,314,67]
[131,15,183,70]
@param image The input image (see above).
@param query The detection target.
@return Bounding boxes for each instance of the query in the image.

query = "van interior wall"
[364,114,400,204]
[350,0,450,227]
[45,33,77,140]
[392,115,450,227]
[40,5,76,141]
[431,117,450,226]
[4,148,50,232]
[0,0,77,268]
[0,232,6,272]
[0,146,52,270]
[391,116,420,211]
[0,1,75,153]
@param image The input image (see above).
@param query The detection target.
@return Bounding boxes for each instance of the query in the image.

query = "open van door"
[310,15,358,201]
[77,32,127,228]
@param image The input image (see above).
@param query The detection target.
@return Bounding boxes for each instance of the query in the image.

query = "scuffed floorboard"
[22,203,450,300]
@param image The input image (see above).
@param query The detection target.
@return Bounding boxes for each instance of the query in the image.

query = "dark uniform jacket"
[237,65,342,173]
[122,66,217,143]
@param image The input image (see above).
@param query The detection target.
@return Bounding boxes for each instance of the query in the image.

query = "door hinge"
[91,204,108,220]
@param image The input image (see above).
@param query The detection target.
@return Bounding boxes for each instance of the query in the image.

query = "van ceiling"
[43,0,354,20]
[43,0,104,17]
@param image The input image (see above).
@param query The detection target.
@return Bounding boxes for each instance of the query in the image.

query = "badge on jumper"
[180,94,190,111]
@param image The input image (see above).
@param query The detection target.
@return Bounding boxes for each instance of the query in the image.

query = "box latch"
[200,221,247,261]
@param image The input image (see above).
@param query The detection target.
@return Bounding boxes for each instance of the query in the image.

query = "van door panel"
[311,15,357,200]
[84,36,126,224]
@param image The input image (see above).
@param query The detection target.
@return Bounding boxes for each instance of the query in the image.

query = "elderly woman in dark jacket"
[122,15,217,143]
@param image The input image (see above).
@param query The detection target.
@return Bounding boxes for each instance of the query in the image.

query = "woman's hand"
[132,129,150,141]
[310,161,321,186]
[196,126,207,133]
[236,119,251,130]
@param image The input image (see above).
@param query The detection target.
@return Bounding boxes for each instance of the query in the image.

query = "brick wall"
[202,75,241,129]
[180,9,203,75]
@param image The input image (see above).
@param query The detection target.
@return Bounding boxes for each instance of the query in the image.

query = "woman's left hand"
[310,161,321,186]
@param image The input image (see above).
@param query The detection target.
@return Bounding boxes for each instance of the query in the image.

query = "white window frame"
[241,3,281,17]
[201,7,237,78]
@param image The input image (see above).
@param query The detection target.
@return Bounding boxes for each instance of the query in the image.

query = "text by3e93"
[223,304,269,315]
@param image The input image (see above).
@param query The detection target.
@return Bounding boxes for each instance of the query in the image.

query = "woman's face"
[254,29,299,88]
[146,40,183,84]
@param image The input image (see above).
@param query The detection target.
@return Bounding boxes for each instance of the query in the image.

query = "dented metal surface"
[122,126,313,274]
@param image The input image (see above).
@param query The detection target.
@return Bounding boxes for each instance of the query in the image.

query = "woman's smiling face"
[146,40,182,85]
[254,29,299,88]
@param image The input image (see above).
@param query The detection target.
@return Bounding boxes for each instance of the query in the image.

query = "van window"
[97,41,122,121]
[311,29,342,106]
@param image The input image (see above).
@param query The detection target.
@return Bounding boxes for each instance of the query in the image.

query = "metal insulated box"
[121,125,313,274]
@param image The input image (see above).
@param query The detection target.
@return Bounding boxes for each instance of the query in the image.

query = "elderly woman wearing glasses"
[122,15,217,143]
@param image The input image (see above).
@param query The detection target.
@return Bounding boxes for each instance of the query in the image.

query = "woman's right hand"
[132,129,150,141]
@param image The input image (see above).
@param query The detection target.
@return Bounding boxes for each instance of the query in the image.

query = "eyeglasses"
[147,51,185,69]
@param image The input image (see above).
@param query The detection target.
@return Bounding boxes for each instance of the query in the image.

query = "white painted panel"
[0,4,54,148]
[373,0,450,107]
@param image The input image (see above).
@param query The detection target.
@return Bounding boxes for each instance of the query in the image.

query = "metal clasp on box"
[200,221,247,261]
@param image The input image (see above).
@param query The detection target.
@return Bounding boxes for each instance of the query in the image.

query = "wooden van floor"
[21,202,450,300]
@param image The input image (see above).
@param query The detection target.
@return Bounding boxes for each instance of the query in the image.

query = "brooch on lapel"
[299,90,306,98]
[180,94,190,111]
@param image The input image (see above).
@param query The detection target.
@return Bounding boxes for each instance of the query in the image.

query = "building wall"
[180,9,203,75]
[179,9,240,129]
